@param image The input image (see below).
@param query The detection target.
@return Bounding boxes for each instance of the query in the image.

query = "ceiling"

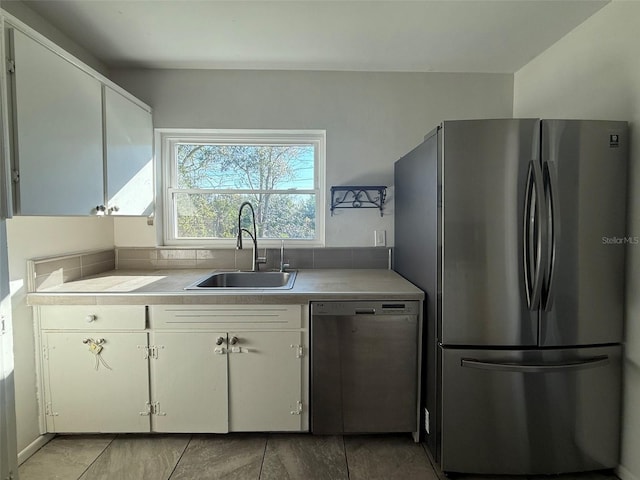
[15,0,609,73]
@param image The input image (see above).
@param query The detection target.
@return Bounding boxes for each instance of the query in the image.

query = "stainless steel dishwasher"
[311,301,420,434]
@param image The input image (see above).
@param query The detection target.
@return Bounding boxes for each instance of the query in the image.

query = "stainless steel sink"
[185,271,297,290]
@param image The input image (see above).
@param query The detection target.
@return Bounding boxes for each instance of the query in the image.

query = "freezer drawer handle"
[461,355,609,373]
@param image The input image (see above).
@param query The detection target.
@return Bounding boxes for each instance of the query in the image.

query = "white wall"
[110,69,514,247]
[1,1,109,76]
[7,217,114,453]
[513,2,640,479]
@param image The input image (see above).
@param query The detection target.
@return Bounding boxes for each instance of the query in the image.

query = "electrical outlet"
[374,230,386,247]
[425,408,430,434]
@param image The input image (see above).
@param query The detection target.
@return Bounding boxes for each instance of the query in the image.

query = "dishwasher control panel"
[311,301,419,316]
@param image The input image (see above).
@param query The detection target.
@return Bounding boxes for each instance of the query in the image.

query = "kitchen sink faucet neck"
[237,201,265,272]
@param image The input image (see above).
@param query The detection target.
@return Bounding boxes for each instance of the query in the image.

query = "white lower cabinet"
[150,332,228,433]
[38,304,308,434]
[42,331,150,433]
[148,305,308,433]
[228,330,304,432]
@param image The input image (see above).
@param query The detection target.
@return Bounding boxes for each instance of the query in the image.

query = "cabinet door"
[229,331,304,431]
[151,332,228,433]
[11,29,104,215]
[104,87,153,216]
[43,332,150,432]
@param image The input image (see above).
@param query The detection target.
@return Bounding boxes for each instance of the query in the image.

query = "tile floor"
[18,433,620,480]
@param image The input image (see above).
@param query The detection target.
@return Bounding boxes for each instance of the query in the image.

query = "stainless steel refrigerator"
[394,119,627,475]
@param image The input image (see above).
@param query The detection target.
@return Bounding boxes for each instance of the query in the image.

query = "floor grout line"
[257,433,269,480]
[76,434,118,480]
[342,435,351,480]
[166,434,193,480]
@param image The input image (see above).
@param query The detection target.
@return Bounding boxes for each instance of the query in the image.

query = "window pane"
[176,144,315,190]
[175,193,316,240]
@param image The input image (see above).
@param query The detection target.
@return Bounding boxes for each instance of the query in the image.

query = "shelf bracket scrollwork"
[330,185,387,217]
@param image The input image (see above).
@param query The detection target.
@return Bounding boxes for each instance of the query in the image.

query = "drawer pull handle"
[85,314,97,323]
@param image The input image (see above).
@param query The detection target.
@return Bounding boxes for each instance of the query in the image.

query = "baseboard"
[618,464,640,480]
[18,434,55,465]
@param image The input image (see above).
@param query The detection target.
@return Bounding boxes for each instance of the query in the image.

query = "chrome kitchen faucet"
[236,201,266,272]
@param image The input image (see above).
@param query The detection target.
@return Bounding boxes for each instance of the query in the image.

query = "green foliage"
[174,144,316,239]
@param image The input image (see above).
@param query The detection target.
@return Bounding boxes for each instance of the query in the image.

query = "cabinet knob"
[95,205,106,215]
[85,314,97,323]
[215,336,225,345]
[229,336,239,345]
[108,205,120,214]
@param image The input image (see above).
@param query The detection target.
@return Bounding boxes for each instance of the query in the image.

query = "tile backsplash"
[28,249,116,291]
[116,247,392,271]
[29,247,392,292]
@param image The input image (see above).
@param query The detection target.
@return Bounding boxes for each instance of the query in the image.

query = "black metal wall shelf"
[330,185,387,216]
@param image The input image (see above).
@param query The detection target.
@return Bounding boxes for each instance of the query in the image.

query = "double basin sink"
[185,270,297,290]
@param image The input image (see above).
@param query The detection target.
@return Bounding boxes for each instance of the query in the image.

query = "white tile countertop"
[26,269,424,305]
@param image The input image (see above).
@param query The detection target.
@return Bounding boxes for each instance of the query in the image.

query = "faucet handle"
[279,240,288,272]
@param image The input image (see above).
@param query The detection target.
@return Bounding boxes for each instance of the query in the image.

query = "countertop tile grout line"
[76,434,118,480]
[166,434,193,480]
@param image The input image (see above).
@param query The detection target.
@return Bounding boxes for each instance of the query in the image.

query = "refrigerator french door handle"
[523,163,534,307]
[461,355,609,373]
[542,161,558,311]
[522,161,537,310]
[523,160,547,310]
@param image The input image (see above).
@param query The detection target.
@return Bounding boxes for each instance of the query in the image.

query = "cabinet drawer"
[39,305,146,330]
[150,305,305,330]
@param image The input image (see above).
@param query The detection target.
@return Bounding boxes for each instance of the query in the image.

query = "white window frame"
[158,129,326,247]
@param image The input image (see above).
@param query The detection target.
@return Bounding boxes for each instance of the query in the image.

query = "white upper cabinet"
[104,86,153,216]
[6,25,153,216]
[11,29,104,215]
